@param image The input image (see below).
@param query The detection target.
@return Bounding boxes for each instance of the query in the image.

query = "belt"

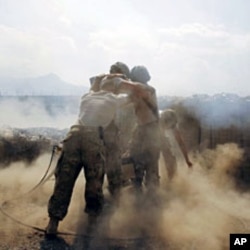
[70,124,104,141]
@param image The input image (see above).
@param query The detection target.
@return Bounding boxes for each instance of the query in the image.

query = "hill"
[0,73,88,96]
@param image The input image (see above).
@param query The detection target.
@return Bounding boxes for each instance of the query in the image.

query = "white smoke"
[0,96,80,129]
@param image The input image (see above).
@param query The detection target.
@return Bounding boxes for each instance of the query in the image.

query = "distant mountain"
[0,73,88,95]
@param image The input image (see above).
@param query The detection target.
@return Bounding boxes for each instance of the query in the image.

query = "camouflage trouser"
[48,125,105,220]
[130,121,161,191]
[103,121,122,197]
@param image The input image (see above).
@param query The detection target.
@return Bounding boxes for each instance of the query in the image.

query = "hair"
[130,65,151,84]
[109,62,130,78]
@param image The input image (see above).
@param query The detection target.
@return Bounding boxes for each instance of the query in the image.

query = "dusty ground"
[1,144,250,249]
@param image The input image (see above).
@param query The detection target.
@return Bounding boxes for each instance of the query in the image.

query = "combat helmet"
[130,65,151,84]
[109,62,130,78]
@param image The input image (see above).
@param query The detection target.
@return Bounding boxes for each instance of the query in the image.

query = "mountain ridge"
[0,73,88,96]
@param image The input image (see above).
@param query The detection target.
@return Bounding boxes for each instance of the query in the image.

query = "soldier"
[99,65,161,194]
[90,62,130,199]
[160,109,193,179]
[45,71,149,237]
[128,65,161,193]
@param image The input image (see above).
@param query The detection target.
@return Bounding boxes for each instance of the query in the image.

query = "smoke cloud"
[0,96,249,249]
[0,143,249,249]
[0,96,80,129]
[96,143,248,250]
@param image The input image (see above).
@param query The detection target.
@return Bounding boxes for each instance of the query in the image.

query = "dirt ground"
[1,144,250,250]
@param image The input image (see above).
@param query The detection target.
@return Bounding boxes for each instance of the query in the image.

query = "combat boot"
[45,217,59,237]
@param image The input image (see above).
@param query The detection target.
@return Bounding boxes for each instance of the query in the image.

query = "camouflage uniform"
[48,125,105,220]
[130,121,161,191]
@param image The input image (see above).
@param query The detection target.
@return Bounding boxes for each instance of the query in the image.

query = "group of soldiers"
[45,62,193,236]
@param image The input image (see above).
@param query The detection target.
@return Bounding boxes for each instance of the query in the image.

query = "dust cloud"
[0,153,84,241]
[103,142,250,250]
[0,142,249,249]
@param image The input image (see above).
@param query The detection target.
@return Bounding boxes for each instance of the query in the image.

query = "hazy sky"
[0,0,250,96]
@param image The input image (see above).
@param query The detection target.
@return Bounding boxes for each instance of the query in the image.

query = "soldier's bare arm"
[173,127,193,168]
